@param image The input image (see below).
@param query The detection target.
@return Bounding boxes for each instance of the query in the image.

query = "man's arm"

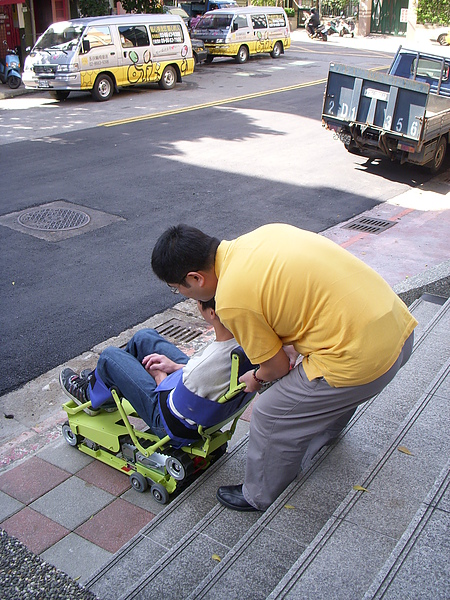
[239,347,290,393]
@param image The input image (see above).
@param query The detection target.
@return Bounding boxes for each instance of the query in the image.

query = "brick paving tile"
[0,456,70,504]
[75,497,155,553]
[1,506,69,554]
[77,460,131,496]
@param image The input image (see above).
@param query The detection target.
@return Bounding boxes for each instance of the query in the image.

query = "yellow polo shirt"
[214,224,417,387]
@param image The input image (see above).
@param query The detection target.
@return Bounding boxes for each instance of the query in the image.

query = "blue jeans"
[96,329,189,438]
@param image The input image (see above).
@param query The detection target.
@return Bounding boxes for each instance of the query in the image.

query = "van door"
[250,13,270,54]
[117,24,153,87]
[230,13,251,45]
[148,22,192,80]
[79,25,116,89]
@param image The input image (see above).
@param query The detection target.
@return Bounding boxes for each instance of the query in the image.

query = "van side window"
[119,25,150,48]
[251,14,268,29]
[150,24,184,45]
[84,26,112,48]
[268,13,286,27]
[234,15,248,29]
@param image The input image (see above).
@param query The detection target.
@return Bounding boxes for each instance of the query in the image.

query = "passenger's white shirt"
[182,338,237,401]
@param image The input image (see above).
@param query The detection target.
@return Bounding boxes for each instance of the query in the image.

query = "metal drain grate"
[18,207,90,231]
[342,216,397,235]
[155,319,204,343]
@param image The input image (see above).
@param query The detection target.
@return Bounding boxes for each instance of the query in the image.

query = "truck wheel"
[235,45,249,64]
[158,65,177,90]
[438,33,448,46]
[49,91,70,101]
[344,139,360,155]
[205,54,214,63]
[429,137,447,173]
[92,74,114,102]
[270,42,282,59]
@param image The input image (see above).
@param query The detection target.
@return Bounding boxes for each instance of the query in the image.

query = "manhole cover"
[18,207,90,231]
[342,217,396,235]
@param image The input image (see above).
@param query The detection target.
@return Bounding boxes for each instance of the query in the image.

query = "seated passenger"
[60,299,237,439]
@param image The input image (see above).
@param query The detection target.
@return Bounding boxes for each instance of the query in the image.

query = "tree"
[120,0,163,14]
[78,0,111,16]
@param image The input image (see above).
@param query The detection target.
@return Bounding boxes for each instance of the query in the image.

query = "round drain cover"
[18,207,90,231]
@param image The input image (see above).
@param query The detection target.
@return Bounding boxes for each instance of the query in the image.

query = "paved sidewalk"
[1,28,449,598]
[0,172,449,587]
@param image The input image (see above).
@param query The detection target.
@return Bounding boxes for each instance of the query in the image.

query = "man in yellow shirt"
[152,223,417,511]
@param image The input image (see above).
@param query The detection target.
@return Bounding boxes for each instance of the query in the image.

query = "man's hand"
[239,347,290,392]
[283,345,300,369]
[141,353,184,375]
[239,369,261,393]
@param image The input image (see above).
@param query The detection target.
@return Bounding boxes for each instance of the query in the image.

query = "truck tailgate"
[322,63,430,143]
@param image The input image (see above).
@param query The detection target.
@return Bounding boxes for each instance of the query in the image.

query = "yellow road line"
[99,78,327,127]
[99,64,389,128]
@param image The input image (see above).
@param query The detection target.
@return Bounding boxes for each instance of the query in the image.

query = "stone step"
[362,459,450,600]
[184,297,450,600]
[85,295,449,600]
[267,357,450,599]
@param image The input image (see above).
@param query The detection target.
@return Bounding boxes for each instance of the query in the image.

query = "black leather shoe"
[216,484,259,512]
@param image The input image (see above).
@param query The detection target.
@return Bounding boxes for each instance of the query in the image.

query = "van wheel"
[235,45,249,64]
[49,90,70,101]
[429,136,447,173]
[159,65,177,90]
[270,42,282,59]
[92,74,114,102]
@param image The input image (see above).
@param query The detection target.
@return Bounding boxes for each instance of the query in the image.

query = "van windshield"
[195,14,233,30]
[34,22,85,52]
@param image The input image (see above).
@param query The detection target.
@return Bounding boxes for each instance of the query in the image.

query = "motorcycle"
[307,23,328,42]
[0,45,21,89]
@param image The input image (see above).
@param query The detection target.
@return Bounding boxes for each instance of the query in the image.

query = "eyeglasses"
[167,284,180,294]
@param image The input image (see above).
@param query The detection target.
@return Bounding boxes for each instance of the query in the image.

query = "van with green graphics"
[191,6,291,64]
[23,14,195,101]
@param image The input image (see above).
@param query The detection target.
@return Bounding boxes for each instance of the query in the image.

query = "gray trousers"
[243,332,414,510]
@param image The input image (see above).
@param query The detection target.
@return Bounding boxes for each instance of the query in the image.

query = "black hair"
[151,224,220,284]
[199,297,216,311]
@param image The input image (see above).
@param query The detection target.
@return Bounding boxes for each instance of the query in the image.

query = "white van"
[191,6,291,63]
[23,14,195,101]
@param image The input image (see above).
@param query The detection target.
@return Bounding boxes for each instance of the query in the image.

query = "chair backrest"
[158,347,256,446]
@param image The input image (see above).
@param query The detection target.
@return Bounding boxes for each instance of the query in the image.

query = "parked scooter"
[337,16,355,37]
[0,43,21,89]
[323,19,339,37]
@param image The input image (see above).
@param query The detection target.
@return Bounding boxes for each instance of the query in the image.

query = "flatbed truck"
[322,46,450,172]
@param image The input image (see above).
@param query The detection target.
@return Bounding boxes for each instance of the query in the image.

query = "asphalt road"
[0,41,435,395]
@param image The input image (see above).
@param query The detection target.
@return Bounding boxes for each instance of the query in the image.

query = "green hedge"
[418,0,450,25]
